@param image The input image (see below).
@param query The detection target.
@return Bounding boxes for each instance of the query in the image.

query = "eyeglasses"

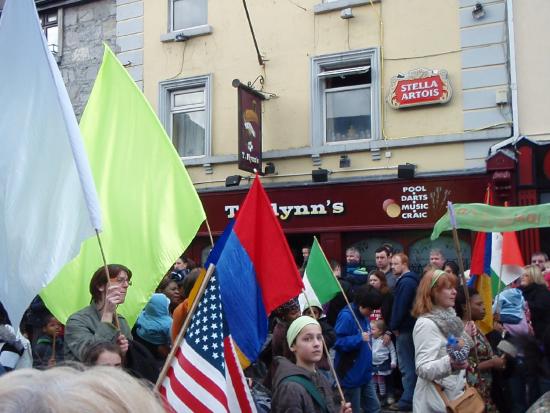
[112,276,132,286]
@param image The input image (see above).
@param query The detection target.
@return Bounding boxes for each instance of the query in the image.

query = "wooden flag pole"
[95,229,119,329]
[155,263,216,392]
[302,291,347,406]
[205,217,215,248]
[494,201,510,317]
[50,331,57,367]
[447,202,472,322]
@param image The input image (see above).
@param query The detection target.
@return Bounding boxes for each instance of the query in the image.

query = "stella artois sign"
[387,68,452,109]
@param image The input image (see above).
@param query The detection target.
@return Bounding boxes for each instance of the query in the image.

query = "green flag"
[299,238,341,311]
[41,45,205,326]
[431,203,550,240]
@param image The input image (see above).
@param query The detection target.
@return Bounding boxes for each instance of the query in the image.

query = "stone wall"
[59,0,117,119]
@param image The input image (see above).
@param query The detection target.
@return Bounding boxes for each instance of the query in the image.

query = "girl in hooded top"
[134,293,172,360]
[271,316,352,413]
[411,269,474,413]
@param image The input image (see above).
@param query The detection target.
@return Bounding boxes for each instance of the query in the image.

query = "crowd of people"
[1,247,550,413]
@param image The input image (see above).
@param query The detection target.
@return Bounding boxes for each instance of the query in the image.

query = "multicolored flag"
[215,177,304,366]
[299,237,340,311]
[0,0,101,328]
[159,272,257,412]
[41,45,205,326]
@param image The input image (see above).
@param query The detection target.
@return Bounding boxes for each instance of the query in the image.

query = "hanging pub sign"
[387,68,452,109]
[233,79,265,174]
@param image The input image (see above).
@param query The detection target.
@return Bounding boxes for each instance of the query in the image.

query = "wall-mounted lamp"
[225,175,242,187]
[340,7,354,19]
[397,164,416,179]
[312,168,329,183]
[339,154,351,168]
[264,162,276,175]
[472,3,485,20]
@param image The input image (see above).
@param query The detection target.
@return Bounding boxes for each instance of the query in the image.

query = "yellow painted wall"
[514,0,550,140]
[143,0,469,185]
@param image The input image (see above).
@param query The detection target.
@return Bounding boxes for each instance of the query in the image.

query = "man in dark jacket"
[388,253,418,412]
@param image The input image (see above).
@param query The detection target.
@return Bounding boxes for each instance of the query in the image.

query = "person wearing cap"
[271,316,352,413]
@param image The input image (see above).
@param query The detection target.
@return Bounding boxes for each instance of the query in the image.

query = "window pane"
[173,90,204,108]
[326,88,371,142]
[173,0,207,31]
[46,26,58,52]
[47,13,57,23]
[173,110,206,157]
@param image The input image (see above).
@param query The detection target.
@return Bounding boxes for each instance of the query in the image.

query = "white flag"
[0,0,101,328]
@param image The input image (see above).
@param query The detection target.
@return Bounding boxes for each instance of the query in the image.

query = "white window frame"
[311,48,380,149]
[159,74,212,160]
[169,0,208,31]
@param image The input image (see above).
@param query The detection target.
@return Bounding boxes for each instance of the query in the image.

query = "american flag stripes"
[159,274,257,413]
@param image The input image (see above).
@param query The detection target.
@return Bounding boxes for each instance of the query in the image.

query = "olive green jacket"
[64,304,132,362]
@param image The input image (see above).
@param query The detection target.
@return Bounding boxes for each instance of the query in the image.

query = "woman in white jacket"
[411,269,474,412]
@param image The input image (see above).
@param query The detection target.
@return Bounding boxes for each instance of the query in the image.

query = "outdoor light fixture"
[339,154,351,168]
[225,175,242,187]
[472,3,485,20]
[174,33,189,42]
[264,162,276,175]
[397,164,416,180]
[312,168,329,183]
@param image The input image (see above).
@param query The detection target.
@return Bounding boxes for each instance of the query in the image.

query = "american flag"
[159,273,257,413]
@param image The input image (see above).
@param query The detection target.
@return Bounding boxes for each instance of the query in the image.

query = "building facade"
[140,0,525,267]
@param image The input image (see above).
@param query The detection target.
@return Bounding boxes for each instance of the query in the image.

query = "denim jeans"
[396,331,417,406]
[343,380,381,413]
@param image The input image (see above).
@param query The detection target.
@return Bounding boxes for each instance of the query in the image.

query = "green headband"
[430,269,446,288]
[286,316,320,348]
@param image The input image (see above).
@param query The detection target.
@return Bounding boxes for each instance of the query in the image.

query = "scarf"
[423,306,464,338]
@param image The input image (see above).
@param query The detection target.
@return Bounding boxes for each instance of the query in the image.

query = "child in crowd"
[301,296,336,383]
[334,285,383,413]
[32,314,64,369]
[271,316,352,413]
[371,319,397,406]
[83,341,124,367]
[272,298,301,358]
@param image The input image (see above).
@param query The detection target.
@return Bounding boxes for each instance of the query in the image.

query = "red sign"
[236,83,265,174]
[388,68,452,109]
[196,175,488,235]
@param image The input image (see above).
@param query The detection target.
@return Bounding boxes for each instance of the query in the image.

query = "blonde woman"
[520,264,550,341]
[411,269,474,412]
[0,366,165,413]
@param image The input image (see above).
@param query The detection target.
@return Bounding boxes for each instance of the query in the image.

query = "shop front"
[187,174,489,273]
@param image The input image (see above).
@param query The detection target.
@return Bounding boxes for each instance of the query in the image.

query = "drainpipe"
[490,0,519,154]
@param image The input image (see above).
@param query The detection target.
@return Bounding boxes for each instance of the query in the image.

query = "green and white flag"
[299,238,341,312]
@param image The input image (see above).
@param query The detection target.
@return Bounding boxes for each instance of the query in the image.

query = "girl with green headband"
[271,316,352,413]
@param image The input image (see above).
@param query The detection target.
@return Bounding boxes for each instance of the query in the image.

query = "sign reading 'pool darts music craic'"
[383,185,452,221]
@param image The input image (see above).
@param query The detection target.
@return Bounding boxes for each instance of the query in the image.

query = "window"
[311,49,380,147]
[160,75,212,158]
[40,10,60,55]
[171,0,207,32]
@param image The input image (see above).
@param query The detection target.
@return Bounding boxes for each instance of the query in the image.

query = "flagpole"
[302,290,347,406]
[155,263,216,391]
[447,202,472,322]
[494,201,509,317]
[95,229,119,329]
[205,217,215,248]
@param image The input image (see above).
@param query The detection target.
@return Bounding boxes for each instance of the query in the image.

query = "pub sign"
[387,68,452,109]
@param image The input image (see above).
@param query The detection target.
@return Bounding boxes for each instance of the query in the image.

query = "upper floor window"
[311,49,380,147]
[160,75,212,159]
[40,10,59,55]
[171,0,207,32]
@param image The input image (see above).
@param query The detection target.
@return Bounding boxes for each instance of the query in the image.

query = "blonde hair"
[524,264,546,286]
[412,269,457,317]
[0,365,165,413]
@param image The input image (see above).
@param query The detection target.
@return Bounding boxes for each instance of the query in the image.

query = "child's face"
[43,318,62,337]
[303,307,321,320]
[291,324,323,366]
[96,350,122,368]
[371,323,382,338]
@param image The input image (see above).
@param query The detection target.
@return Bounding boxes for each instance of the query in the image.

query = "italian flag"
[299,238,341,312]
[470,231,524,333]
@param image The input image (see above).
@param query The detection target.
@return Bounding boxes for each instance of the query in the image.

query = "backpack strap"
[282,375,329,412]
